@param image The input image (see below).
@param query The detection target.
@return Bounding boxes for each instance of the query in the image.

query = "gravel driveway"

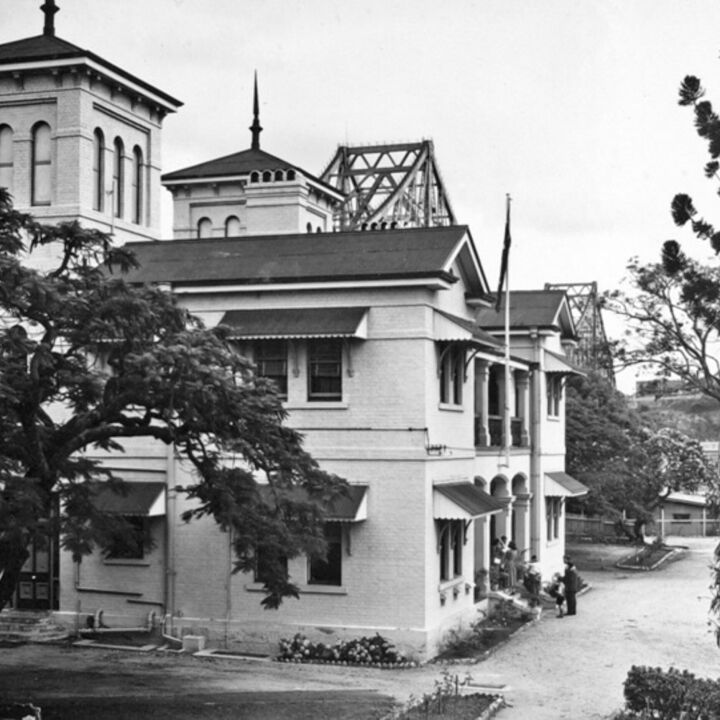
[1,537,718,719]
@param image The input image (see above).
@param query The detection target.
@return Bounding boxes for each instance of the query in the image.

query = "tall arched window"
[0,125,13,192]
[224,215,240,237]
[113,137,124,219]
[131,146,143,224]
[31,122,51,206]
[197,217,212,238]
[93,129,105,212]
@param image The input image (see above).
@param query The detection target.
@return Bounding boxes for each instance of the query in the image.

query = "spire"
[41,0,59,37]
[249,72,262,151]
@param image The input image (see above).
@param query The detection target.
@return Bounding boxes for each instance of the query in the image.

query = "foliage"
[620,665,720,720]
[0,189,346,611]
[277,632,405,666]
[565,373,718,538]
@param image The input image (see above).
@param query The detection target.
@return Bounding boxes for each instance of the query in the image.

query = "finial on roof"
[250,71,262,151]
[41,0,59,37]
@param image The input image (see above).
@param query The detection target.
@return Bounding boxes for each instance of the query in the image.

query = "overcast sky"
[6,1,720,363]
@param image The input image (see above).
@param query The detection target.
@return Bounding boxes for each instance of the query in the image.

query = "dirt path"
[1,537,718,719]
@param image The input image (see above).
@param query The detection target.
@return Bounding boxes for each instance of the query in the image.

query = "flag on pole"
[495,197,511,313]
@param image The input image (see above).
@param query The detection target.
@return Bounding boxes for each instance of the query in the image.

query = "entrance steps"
[487,589,541,616]
[0,610,70,644]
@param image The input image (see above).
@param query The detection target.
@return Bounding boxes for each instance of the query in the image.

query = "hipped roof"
[124,226,484,292]
[0,34,181,108]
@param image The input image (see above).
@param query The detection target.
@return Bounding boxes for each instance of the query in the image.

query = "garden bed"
[391,693,502,719]
[616,543,680,571]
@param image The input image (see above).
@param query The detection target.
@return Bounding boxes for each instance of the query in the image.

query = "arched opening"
[131,146,143,224]
[250,171,259,183]
[0,124,14,192]
[224,215,241,237]
[262,170,272,182]
[31,122,52,206]
[286,169,296,181]
[93,129,105,212]
[113,137,124,219]
[197,217,212,238]
[274,170,284,181]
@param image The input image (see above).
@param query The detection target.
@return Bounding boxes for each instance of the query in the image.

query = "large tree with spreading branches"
[0,188,346,612]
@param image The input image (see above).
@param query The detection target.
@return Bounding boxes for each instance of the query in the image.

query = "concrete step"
[0,611,69,644]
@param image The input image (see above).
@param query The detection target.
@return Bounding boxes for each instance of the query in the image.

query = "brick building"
[0,3,586,659]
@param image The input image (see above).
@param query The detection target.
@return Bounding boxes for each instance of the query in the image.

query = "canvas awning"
[220,307,368,339]
[544,472,588,498]
[258,484,368,522]
[433,309,502,348]
[544,350,585,376]
[433,482,507,520]
[90,482,166,516]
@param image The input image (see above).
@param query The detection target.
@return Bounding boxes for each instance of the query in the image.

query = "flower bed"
[617,542,677,571]
[277,632,414,668]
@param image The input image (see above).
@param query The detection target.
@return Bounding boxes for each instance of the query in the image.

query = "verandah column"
[474,359,490,447]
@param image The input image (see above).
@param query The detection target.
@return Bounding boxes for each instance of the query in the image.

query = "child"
[548,572,565,617]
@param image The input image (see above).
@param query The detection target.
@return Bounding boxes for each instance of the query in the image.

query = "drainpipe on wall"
[529,328,543,559]
[73,558,82,634]
[225,527,233,649]
[164,444,177,638]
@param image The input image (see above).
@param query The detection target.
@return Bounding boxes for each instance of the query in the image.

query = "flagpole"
[503,194,511,468]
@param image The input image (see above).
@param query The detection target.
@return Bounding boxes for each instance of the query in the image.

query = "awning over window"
[544,350,585,376]
[91,482,166,516]
[433,482,507,520]
[258,484,368,522]
[434,309,503,348]
[220,307,369,339]
[544,472,588,498]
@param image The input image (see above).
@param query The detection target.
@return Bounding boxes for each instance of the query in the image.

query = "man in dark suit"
[563,556,579,616]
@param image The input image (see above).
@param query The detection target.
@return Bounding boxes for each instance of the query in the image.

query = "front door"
[16,533,59,610]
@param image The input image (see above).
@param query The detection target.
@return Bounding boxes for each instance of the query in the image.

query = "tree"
[565,372,718,541]
[0,189,346,612]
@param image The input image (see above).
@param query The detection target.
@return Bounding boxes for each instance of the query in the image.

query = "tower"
[162,76,344,239]
[0,1,182,248]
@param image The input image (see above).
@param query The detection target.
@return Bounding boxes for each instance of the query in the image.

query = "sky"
[5,0,720,373]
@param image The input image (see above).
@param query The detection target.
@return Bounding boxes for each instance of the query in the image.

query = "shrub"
[277,632,405,666]
[622,665,720,720]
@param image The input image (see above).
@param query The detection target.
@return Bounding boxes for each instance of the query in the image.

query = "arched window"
[250,171,259,183]
[274,170,284,181]
[286,169,295,181]
[224,215,241,237]
[197,217,212,238]
[93,129,105,212]
[113,137,124,219]
[262,170,272,182]
[31,122,51,206]
[306,222,312,233]
[0,125,13,192]
[131,146,143,224]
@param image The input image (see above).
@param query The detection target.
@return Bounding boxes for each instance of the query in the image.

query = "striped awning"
[544,472,588,498]
[220,307,368,339]
[544,350,585,376]
[434,482,507,520]
[257,484,368,522]
[90,482,166,516]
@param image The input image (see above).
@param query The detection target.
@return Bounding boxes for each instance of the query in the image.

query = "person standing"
[563,556,579,616]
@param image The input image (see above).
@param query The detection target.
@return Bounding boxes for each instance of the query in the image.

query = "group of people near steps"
[491,536,579,617]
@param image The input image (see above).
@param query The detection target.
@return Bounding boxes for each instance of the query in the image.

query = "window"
[286,170,296,181]
[254,546,288,584]
[197,217,212,238]
[308,523,342,585]
[113,137,124,218]
[546,497,561,541]
[255,340,288,397]
[250,171,259,183]
[225,215,241,236]
[106,516,146,559]
[274,170,284,181]
[262,170,272,182]
[31,122,51,206]
[93,129,105,212]
[438,520,463,582]
[131,146,143,224]
[0,125,13,192]
[308,340,342,401]
[439,344,464,405]
[547,375,562,417]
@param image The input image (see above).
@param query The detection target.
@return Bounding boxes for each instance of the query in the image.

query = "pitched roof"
[124,226,471,287]
[0,34,181,108]
[475,290,576,337]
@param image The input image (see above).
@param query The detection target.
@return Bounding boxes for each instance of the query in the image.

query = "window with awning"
[544,472,588,498]
[90,481,166,517]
